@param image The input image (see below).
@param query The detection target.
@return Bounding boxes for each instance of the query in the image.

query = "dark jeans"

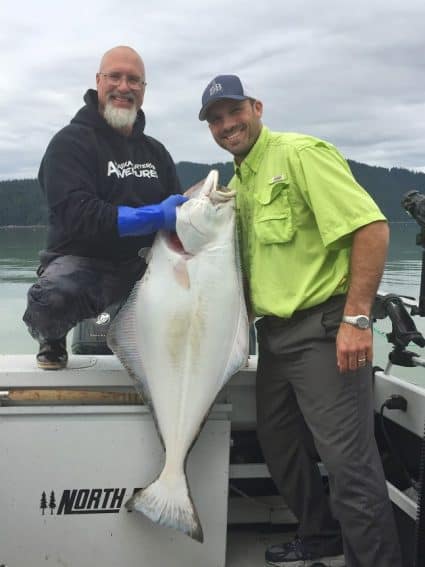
[255,295,402,567]
[23,254,146,343]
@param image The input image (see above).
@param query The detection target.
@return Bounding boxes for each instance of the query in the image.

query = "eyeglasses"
[99,72,147,90]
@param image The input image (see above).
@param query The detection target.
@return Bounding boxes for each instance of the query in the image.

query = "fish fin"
[219,297,250,389]
[214,228,250,386]
[107,279,151,402]
[126,473,203,542]
[173,259,190,289]
[107,276,167,450]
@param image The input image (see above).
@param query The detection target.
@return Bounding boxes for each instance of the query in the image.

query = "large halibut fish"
[107,170,249,542]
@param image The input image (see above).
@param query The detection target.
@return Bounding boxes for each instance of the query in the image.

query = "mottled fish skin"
[107,170,249,541]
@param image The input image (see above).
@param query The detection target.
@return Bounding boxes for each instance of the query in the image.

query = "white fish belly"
[135,235,247,462]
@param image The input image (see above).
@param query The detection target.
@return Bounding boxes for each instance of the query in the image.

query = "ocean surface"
[1,224,425,382]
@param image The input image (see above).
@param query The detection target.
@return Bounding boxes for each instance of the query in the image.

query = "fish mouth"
[183,170,235,203]
[210,185,235,204]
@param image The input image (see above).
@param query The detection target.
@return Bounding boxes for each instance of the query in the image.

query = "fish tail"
[125,473,204,542]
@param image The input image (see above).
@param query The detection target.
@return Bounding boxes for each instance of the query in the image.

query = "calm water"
[0,227,46,355]
[1,224,425,381]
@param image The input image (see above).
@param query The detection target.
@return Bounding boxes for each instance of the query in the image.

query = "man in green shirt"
[199,75,402,567]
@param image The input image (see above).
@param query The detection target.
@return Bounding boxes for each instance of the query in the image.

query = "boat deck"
[0,354,422,567]
[226,525,294,566]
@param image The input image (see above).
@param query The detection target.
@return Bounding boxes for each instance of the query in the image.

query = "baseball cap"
[199,74,253,121]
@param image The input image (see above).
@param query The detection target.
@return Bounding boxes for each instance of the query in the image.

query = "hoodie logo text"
[107,160,158,179]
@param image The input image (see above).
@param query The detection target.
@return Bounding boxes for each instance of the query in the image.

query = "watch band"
[342,315,370,329]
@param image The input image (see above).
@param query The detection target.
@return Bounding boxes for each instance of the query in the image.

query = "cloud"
[1,0,424,179]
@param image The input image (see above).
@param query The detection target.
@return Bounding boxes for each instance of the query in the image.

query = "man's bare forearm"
[343,220,389,316]
[336,220,389,372]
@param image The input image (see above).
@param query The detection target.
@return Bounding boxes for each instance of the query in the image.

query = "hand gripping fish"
[107,169,249,542]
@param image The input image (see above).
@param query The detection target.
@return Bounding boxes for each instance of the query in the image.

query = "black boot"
[36,338,68,370]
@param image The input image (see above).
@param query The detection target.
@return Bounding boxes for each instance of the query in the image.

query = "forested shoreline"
[0,160,424,226]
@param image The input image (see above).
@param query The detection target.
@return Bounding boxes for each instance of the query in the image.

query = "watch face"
[342,315,370,329]
[357,316,370,329]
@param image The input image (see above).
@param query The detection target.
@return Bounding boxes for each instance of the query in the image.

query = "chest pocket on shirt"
[253,181,295,244]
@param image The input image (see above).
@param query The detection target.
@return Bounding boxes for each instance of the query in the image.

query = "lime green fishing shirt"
[229,126,386,318]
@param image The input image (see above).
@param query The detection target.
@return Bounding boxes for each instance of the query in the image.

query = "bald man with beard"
[23,46,186,369]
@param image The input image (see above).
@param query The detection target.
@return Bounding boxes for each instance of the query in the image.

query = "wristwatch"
[342,315,370,329]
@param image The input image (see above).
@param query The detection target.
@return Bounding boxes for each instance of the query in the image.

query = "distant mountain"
[177,160,425,222]
[0,160,424,226]
[347,160,425,222]
[176,161,234,189]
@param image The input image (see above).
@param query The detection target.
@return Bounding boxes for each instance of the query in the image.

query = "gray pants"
[23,254,146,343]
[255,295,402,567]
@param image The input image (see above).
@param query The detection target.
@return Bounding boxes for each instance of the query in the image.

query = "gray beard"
[103,101,137,132]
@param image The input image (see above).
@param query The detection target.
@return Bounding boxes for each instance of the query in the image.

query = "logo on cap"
[209,81,223,97]
[199,74,251,121]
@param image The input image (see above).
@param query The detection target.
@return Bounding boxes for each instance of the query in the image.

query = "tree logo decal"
[39,488,131,515]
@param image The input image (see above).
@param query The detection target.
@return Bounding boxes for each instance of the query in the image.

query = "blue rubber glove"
[117,194,188,237]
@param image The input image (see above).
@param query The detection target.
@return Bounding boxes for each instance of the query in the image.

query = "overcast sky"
[1,0,424,181]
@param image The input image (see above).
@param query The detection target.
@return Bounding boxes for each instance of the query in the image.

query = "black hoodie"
[38,89,182,262]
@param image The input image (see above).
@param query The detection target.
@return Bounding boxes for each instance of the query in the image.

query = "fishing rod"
[400,189,425,567]
[402,189,425,317]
